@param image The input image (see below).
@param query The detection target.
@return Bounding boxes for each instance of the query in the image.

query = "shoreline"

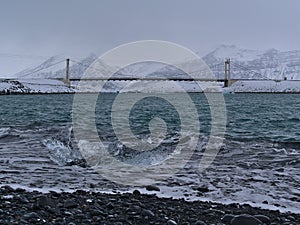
[0,186,299,225]
[1,91,300,95]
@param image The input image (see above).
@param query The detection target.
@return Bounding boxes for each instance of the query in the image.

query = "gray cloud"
[0,0,300,75]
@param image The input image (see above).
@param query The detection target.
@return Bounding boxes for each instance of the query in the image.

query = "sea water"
[0,93,299,213]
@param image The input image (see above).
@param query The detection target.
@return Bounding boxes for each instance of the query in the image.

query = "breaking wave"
[43,127,86,167]
[0,127,11,139]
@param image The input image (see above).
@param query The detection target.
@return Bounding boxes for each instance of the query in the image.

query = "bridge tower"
[65,58,70,87]
[224,58,231,87]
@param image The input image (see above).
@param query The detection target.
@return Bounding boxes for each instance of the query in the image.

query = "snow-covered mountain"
[13,45,300,81]
[203,45,300,80]
[14,54,107,79]
[15,55,66,78]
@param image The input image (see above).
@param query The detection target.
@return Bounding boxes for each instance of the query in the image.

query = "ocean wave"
[0,127,10,139]
[274,141,300,150]
[42,126,86,167]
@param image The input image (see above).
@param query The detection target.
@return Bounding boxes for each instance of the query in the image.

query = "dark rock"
[64,199,78,208]
[132,205,141,212]
[47,207,60,215]
[74,190,87,195]
[18,196,29,204]
[92,216,102,222]
[64,211,73,216]
[254,215,270,224]
[141,209,155,217]
[146,185,160,192]
[15,188,26,193]
[1,187,300,225]
[221,214,235,223]
[114,222,123,225]
[231,214,263,225]
[2,185,14,192]
[49,191,60,197]
[196,185,210,193]
[286,215,295,221]
[167,219,177,225]
[23,212,39,221]
[29,182,37,187]
[228,203,239,208]
[106,202,114,210]
[182,223,191,225]
[65,158,87,168]
[133,189,141,195]
[37,196,56,208]
[90,209,102,216]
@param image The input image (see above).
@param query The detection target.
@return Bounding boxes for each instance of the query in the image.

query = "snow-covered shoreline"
[0,79,75,94]
[225,80,300,93]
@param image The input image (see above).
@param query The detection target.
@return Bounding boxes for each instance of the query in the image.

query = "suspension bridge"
[0,56,293,88]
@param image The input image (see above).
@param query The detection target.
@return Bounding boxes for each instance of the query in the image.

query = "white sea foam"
[0,127,10,138]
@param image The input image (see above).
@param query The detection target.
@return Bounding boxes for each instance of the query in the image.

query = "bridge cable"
[16,59,66,78]
[230,62,272,80]
[70,59,224,79]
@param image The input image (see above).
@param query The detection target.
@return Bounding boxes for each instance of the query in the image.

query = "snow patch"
[226,80,300,93]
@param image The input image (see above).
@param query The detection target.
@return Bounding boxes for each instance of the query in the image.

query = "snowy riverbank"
[225,80,300,93]
[0,79,74,94]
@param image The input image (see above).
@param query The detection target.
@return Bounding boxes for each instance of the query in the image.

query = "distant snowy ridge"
[203,45,300,80]
[12,45,300,81]
[15,55,66,78]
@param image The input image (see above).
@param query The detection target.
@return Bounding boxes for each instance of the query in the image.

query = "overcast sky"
[0,0,300,76]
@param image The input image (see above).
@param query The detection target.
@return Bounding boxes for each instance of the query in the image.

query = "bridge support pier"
[65,58,70,88]
[224,58,231,87]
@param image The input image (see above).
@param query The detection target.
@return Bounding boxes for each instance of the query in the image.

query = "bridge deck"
[69,77,227,82]
[2,78,299,82]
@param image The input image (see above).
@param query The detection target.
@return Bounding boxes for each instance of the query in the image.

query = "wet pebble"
[23,212,39,220]
[167,219,177,225]
[64,199,78,208]
[0,186,298,225]
[36,196,56,208]
[230,214,263,225]
[196,185,210,193]
[141,209,155,217]
[133,189,141,195]
[221,214,235,223]
[146,185,160,192]
[254,215,270,224]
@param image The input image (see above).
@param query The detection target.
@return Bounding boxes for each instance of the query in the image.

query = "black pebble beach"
[0,186,299,225]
